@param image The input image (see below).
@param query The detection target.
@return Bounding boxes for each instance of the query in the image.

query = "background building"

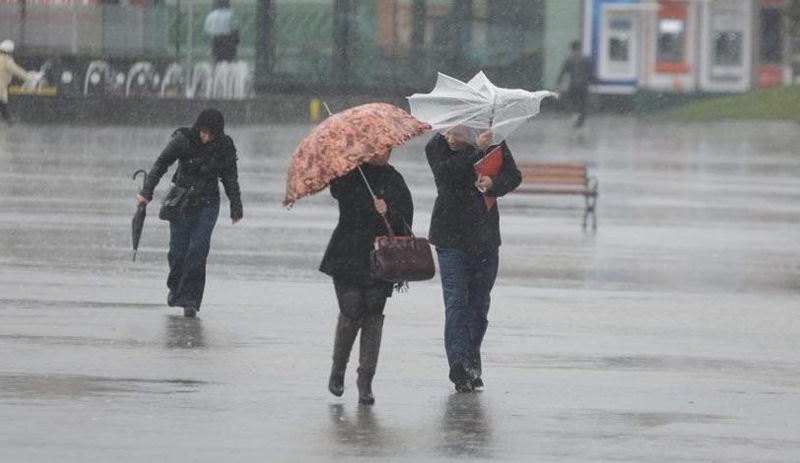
[584,0,793,95]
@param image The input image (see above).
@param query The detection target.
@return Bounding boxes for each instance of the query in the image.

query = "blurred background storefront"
[5,0,798,124]
[584,0,796,95]
[0,0,583,98]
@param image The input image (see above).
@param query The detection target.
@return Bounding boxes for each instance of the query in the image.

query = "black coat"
[426,133,521,253]
[140,128,243,219]
[319,164,413,285]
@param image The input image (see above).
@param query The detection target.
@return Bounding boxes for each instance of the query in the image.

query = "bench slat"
[520,167,586,176]
[520,165,586,175]
[516,187,597,196]
[522,175,587,185]
[518,161,586,170]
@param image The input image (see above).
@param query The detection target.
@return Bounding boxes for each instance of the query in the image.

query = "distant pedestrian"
[203,0,241,63]
[136,108,243,318]
[0,40,35,126]
[321,154,414,405]
[426,127,521,393]
[556,40,593,129]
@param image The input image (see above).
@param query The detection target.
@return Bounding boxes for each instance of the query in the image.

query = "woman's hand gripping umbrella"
[131,169,148,262]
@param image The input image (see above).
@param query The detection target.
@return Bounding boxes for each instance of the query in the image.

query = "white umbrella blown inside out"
[407,71,557,145]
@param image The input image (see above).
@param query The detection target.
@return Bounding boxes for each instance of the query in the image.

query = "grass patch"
[663,85,800,121]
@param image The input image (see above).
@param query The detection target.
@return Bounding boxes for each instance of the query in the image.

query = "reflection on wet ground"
[437,393,493,459]
[165,315,206,349]
[0,373,206,399]
[1,117,799,461]
[328,404,391,457]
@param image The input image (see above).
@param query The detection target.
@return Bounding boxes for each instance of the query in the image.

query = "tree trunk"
[254,0,276,92]
[450,0,472,73]
[333,0,352,85]
[411,0,426,70]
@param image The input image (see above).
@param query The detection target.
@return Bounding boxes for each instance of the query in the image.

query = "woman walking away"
[136,108,243,318]
[320,153,413,405]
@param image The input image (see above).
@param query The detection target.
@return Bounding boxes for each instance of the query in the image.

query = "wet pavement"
[1,115,799,462]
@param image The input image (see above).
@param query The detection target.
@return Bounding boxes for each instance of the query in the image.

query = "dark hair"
[571,40,581,52]
[193,108,225,138]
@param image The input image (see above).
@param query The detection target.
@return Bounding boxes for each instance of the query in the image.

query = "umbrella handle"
[132,169,147,188]
[379,213,396,240]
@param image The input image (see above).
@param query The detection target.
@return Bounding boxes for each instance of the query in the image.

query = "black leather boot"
[356,313,384,405]
[328,313,360,397]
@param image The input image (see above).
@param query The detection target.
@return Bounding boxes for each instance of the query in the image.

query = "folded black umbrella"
[132,169,148,262]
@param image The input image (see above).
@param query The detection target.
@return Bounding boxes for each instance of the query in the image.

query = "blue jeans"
[436,247,499,381]
[167,202,220,309]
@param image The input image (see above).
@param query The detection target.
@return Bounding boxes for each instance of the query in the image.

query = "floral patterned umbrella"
[283,102,430,207]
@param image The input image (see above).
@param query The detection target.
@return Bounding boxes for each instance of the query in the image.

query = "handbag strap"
[357,165,415,240]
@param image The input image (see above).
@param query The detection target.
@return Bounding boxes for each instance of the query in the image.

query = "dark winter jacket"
[426,133,521,253]
[140,127,243,219]
[319,163,413,285]
[558,53,593,90]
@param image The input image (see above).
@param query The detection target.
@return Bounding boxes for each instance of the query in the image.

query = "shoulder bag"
[355,165,435,283]
[158,166,195,221]
[158,183,194,221]
[370,215,435,283]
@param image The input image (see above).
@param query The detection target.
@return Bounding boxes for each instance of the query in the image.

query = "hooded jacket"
[140,127,243,219]
[426,133,521,253]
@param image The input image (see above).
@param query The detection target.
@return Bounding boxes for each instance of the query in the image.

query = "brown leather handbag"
[355,165,435,283]
[370,216,435,283]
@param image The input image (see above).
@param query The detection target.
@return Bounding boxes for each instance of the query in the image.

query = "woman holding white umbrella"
[424,125,521,393]
[409,72,552,392]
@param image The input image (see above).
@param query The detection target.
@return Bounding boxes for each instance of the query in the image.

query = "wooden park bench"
[514,161,599,230]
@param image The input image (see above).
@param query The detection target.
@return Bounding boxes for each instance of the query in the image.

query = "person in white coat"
[203,0,240,63]
[0,40,34,126]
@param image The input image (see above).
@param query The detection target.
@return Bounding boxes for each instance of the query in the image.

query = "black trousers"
[333,278,391,319]
[212,34,239,63]
[568,86,589,127]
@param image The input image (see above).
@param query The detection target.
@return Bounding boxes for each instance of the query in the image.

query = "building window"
[713,31,743,66]
[609,19,631,62]
[657,18,685,63]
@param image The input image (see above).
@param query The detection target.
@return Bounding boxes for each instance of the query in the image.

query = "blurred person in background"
[204,0,241,63]
[0,40,36,126]
[556,40,594,129]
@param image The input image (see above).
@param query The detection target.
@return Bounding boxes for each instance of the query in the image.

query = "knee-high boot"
[356,313,384,405]
[328,313,360,397]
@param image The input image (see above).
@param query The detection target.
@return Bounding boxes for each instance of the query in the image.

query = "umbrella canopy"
[283,102,430,207]
[131,169,147,262]
[407,71,557,145]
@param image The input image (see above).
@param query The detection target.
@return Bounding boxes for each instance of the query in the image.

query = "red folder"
[473,145,503,210]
